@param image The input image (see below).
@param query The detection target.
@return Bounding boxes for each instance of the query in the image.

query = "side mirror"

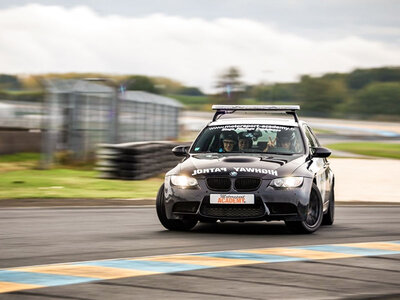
[312,147,331,158]
[172,145,190,157]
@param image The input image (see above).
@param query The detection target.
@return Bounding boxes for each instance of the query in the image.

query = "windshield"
[191,124,305,155]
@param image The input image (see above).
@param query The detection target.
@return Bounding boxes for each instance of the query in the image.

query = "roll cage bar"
[212,105,300,123]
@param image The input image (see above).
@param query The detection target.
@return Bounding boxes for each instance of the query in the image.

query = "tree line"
[0,73,204,101]
[241,67,400,119]
[1,67,399,120]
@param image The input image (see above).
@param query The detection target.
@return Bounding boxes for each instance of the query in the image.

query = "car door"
[303,125,328,206]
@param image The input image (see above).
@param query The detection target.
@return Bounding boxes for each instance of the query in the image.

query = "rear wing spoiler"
[212,105,300,123]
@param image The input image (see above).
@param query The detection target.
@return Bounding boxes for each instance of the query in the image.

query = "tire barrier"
[96,141,190,180]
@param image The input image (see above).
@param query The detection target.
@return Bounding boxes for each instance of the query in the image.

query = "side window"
[307,126,320,147]
[303,126,316,148]
[306,125,327,162]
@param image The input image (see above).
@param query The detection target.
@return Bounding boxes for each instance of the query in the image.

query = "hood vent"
[260,157,286,165]
[222,157,257,163]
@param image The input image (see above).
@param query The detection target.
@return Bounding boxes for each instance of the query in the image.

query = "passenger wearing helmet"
[238,132,253,151]
[219,131,238,152]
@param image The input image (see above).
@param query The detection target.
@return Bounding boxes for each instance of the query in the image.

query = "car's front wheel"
[285,183,323,234]
[156,184,198,231]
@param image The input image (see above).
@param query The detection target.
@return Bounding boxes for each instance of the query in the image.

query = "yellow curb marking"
[336,242,400,252]
[2,240,399,294]
[13,265,158,280]
[0,281,42,294]
[133,255,264,267]
[238,248,357,260]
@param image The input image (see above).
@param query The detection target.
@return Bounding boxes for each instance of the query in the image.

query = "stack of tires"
[96,142,187,180]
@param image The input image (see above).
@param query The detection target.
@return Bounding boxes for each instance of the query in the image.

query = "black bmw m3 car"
[156,105,335,233]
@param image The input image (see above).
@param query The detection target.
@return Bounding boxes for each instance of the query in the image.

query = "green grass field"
[0,169,163,199]
[0,153,162,199]
[327,142,400,159]
[0,152,41,162]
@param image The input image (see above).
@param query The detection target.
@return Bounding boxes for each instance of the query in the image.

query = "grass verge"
[0,169,162,199]
[326,142,400,159]
[0,152,40,162]
[0,153,162,199]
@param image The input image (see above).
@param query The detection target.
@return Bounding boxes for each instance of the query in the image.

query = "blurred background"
[0,0,399,202]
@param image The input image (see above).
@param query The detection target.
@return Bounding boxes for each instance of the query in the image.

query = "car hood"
[168,153,307,179]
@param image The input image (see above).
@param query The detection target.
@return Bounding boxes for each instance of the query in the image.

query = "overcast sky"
[0,0,399,91]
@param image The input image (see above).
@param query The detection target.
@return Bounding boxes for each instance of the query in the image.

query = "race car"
[156,105,334,233]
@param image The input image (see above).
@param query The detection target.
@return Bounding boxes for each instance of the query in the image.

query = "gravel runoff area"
[0,158,398,207]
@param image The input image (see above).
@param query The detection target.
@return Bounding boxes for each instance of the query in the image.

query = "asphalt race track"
[0,206,399,299]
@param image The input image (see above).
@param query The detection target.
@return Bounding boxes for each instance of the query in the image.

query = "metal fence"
[41,79,182,166]
[118,91,181,142]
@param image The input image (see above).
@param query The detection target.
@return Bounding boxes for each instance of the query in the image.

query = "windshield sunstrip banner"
[192,167,278,176]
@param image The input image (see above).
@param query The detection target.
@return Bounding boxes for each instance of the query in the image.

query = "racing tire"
[285,183,323,234]
[322,185,335,226]
[156,184,198,231]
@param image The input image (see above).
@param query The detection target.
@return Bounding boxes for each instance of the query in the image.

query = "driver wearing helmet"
[277,130,294,150]
[264,130,295,152]
[219,131,238,152]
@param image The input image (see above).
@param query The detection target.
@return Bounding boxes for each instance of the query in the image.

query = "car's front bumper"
[164,177,313,222]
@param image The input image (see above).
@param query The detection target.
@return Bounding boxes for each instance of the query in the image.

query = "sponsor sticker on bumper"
[210,194,255,204]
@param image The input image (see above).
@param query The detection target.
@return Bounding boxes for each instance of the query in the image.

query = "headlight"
[270,177,303,188]
[170,175,198,188]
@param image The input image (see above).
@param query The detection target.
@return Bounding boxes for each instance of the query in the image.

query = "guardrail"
[96,141,190,180]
